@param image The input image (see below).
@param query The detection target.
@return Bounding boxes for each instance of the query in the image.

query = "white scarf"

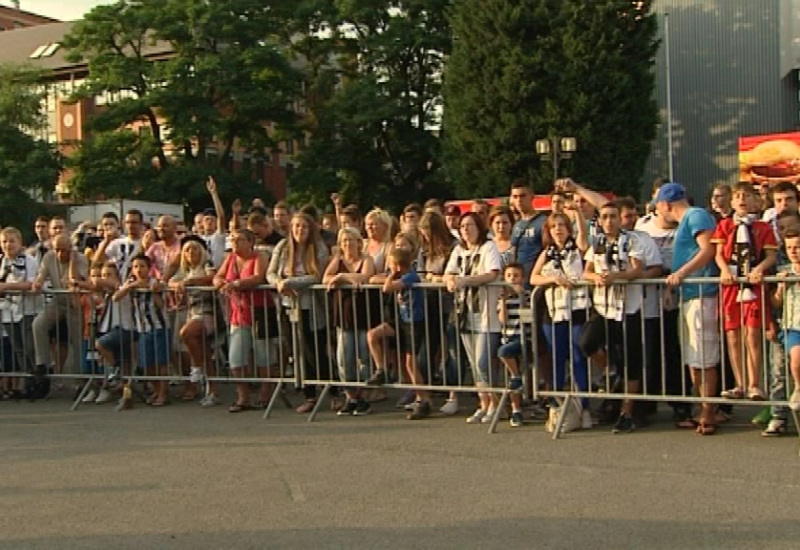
[732,214,757,302]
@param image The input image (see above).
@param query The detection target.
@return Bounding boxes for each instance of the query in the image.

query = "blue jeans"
[461,331,500,386]
[543,322,588,407]
[336,328,369,384]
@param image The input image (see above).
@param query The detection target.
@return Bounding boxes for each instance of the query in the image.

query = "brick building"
[0,17,293,203]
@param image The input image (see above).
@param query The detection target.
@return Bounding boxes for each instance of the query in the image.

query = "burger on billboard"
[739,132,800,184]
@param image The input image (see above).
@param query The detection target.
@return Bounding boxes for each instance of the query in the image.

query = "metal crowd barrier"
[1,277,800,450]
[532,276,800,450]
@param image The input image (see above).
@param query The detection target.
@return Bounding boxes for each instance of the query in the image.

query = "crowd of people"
[0,174,799,437]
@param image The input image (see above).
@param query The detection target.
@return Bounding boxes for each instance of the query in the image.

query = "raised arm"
[207,176,226,234]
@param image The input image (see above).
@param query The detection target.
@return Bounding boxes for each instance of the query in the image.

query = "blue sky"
[6,0,113,21]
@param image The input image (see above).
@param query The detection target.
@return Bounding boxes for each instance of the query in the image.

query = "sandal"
[150,398,171,407]
[720,387,744,399]
[747,387,766,401]
[696,421,717,435]
[676,418,698,429]
[295,399,316,414]
[181,392,197,402]
[229,402,251,413]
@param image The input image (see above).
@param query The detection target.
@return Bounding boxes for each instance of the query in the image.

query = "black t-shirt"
[320,229,337,251]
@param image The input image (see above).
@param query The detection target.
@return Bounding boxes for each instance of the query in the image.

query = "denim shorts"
[497,337,522,359]
[137,329,171,370]
[97,328,135,365]
[785,329,800,353]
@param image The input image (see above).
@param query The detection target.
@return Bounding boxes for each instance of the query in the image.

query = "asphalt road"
[1,388,799,550]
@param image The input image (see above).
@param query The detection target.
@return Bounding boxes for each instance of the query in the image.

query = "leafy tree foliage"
[286,0,452,213]
[0,65,61,229]
[443,0,659,198]
[63,0,299,213]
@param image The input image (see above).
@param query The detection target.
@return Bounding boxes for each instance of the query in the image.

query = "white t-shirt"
[635,218,678,317]
[0,254,41,322]
[584,230,645,321]
[445,240,503,332]
[631,230,664,319]
[106,237,142,282]
[203,233,228,269]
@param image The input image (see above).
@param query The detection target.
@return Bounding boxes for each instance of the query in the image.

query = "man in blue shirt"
[509,179,545,284]
[655,183,720,435]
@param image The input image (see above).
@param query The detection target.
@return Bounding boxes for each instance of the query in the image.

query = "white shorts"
[680,296,720,369]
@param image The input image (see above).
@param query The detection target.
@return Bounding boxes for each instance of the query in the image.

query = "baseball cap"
[444,205,460,216]
[652,183,686,206]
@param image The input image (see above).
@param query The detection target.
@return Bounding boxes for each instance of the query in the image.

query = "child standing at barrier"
[74,263,106,402]
[772,228,800,411]
[93,262,133,404]
[530,212,592,430]
[713,183,777,401]
[114,255,171,406]
[383,247,428,419]
[497,263,528,427]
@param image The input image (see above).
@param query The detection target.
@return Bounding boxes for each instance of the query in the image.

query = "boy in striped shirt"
[114,255,171,407]
[497,263,527,427]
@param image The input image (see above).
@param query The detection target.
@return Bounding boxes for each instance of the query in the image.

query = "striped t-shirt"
[131,280,167,333]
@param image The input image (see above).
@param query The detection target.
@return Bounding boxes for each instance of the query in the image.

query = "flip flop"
[696,421,716,436]
[229,402,251,413]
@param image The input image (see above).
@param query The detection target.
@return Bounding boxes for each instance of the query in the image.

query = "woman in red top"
[213,229,272,412]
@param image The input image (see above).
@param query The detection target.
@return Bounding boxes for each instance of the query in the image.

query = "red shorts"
[721,284,765,331]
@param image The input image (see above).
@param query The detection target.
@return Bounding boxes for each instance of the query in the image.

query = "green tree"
[287,0,452,213]
[62,0,300,212]
[443,0,659,198]
[0,64,61,229]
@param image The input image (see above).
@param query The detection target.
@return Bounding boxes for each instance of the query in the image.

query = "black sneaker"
[612,414,635,434]
[353,399,371,416]
[509,411,524,427]
[366,370,386,386]
[337,400,358,416]
[407,400,431,420]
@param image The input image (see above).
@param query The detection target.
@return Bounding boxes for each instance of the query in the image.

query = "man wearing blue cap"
[654,183,721,434]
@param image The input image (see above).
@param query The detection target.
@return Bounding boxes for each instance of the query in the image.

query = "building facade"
[645,0,800,202]
[0,18,293,203]
[0,4,56,31]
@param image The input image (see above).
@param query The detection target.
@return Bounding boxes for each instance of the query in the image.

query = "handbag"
[545,399,583,434]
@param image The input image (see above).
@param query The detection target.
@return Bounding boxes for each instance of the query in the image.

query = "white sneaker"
[466,409,486,424]
[81,389,97,403]
[790,388,800,412]
[189,367,204,384]
[200,394,218,408]
[439,399,459,415]
[581,409,593,430]
[480,409,497,424]
[94,389,113,404]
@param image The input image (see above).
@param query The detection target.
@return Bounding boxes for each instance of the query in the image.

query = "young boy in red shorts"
[713,182,777,400]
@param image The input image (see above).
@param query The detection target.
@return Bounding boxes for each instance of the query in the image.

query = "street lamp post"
[536,136,577,179]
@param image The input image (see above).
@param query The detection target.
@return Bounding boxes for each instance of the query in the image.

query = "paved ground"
[1,388,799,550]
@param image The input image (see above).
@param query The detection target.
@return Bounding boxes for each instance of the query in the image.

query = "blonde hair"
[364,208,391,243]
[337,227,364,252]
[287,213,321,277]
[0,227,22,242]
[180,240,208,274]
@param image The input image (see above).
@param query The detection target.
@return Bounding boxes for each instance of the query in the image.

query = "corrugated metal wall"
[645,0,799,203]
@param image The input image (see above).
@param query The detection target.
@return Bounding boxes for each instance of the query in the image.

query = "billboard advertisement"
[738,131,800,185]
